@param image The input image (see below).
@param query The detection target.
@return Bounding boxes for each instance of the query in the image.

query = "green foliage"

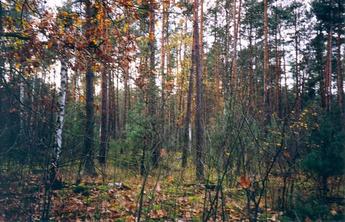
[294,195,331,221]
[108,100,155,172]
[302,108,345,179]
[126,101,148,151]
[73,184,91,196]
[0,77,55,166]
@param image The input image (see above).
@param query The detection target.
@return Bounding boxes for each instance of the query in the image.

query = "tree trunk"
[231,0,242,94]
[50,60,68,183]
[116,72,120,138]
[99,65,108,166]
[19,73,25,134]
[108,71,116,138]
[182,17,192,168]
[248,24,254,111]
[160,0,169,146]
[123,58,129,136]
[275,24,281,116]
[294,11,301,114]
[148,0,159,167]
[336,32,343,111]
[194,0,204,181]
[83,0,96,176]
[263,0,269,116]
[324,27,333,111]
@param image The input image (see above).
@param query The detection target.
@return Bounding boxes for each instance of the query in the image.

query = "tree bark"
[263,0,269,116]
[231,0,242,94]
[148,0,159,167]
[248,24,254,111]
[324,27,333,111]
[160,0,169,146]
[182,17,192,168]
[336,32,343,111]
[123,58,129,136]
[275,23,281,116]
[50,60,68,182]
[294,11,301,114]
[99,65,108,166]
[194,0,204,181]
[83,0,96,176]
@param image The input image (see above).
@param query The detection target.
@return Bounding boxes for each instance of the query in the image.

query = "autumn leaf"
[123,23,129,33]
[149,209,167,219]
[167,175,174,183]
[239,176,251,189]
[126,215,136,222]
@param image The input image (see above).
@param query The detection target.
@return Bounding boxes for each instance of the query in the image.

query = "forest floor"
[0,167,287,222]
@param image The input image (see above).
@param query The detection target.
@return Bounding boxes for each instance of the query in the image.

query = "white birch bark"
[188,122,192,152]
[52,60,68,170]
[19,79,25,133]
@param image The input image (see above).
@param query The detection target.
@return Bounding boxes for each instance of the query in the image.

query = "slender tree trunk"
[123,58,129,135]
[194,0,204,180]
[294,11,301,114]
[148,0,159,166]
[231,0,242,94]
[50,60,68,183]
[275,24,281,116]
[99,65,108,166]
[336,32,343,111]
[160,0,169,146]
[222,0,231,103]
[324,27,333,111]
[84,65,96,175]
[116,72,120,138]
[19,73,25,134]
[263,0,269,116]
[248,24,254,111]
[182,18,192,168]
[108,71,116,138]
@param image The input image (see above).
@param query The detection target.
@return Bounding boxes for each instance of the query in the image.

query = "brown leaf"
[167,175,174,183]
[149,209,167,219]
[126,215,136,222]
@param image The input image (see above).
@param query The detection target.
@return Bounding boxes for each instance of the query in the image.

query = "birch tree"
[50,60,68,182]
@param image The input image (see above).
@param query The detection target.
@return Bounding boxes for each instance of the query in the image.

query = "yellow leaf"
[15,3,21,12]
[123,23,129,33]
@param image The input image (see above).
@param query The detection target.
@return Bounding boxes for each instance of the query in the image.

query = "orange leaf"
[239,176,251,189]
[167,175,174,183]
[126,215,136,222]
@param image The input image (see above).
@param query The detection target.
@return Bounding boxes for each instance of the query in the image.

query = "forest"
[0,0,344,221]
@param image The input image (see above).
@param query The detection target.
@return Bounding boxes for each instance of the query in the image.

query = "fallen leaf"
[126,215,136,222]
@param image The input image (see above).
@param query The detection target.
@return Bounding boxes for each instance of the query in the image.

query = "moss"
[73,184,91,196]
